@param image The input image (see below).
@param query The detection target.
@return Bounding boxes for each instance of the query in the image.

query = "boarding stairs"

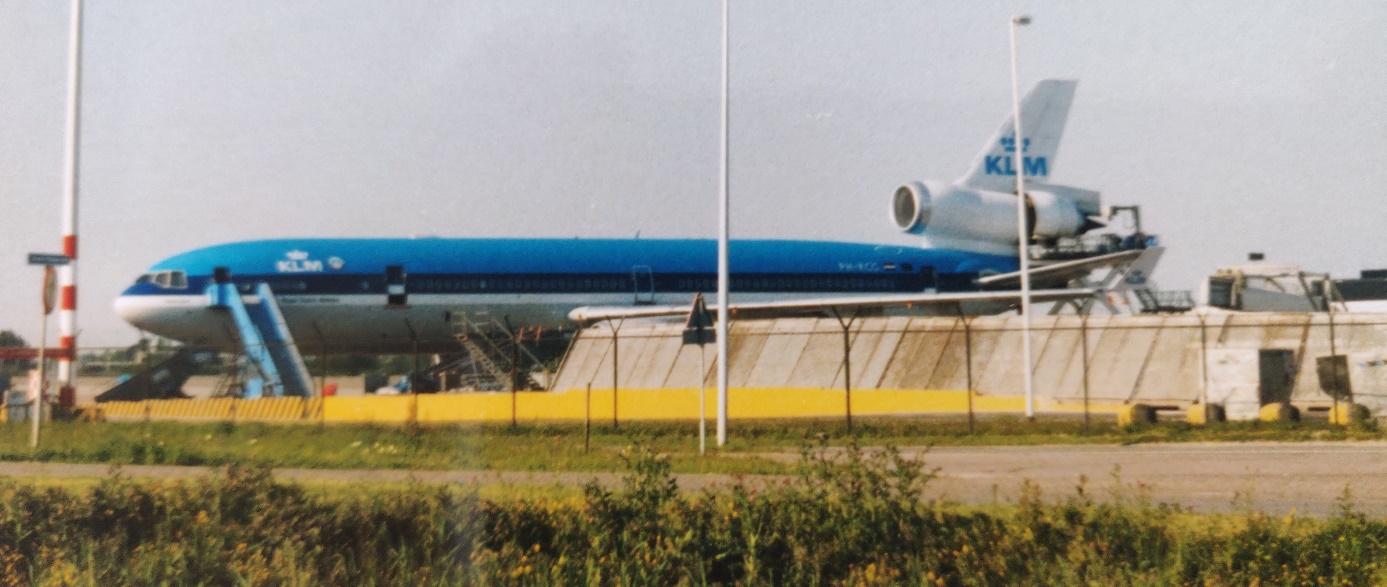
[94,346,218,403]
[206,282,314,398]
[449,313,548,391]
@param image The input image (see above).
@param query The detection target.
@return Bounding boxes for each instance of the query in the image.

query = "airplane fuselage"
[115,238,1017,353]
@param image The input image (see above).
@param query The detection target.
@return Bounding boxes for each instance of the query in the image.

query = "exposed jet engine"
[892,181,1102,253]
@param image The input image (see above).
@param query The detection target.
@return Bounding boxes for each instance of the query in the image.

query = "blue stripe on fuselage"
[122,238,1017,296]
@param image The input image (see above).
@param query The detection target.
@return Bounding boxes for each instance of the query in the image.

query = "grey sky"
[1,1,1384,347]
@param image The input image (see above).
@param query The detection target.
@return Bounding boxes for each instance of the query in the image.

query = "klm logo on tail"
[984,136,1048,177]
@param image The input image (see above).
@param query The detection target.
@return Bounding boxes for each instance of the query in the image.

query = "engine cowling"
[891,181,1091,251]
[892,181,932,233]
[1026,190,1085,237]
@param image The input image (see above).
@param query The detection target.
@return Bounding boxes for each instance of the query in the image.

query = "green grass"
[0,415,1377,475]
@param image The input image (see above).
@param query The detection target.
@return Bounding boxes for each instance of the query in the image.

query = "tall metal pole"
[33,289,50,449]
[57,0,85,402]
[715,0,731,447]
[699,344,707,455]
[1009,15,1035,419]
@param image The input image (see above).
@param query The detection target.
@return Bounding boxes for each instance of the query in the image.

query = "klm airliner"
[114,80,1137,355]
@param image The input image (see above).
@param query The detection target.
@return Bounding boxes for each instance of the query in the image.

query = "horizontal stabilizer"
[568,288,1097,323]
[977,249,1144,290]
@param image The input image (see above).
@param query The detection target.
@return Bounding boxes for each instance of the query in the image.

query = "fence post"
[960,311,975,435]
[1326,277,1341,421]
[609,320,620,430]
[507,318,519,428]
[1199,314,1209,409]
[585,383,592,452]
[831,308,855,434]
[1081,315,1091,434]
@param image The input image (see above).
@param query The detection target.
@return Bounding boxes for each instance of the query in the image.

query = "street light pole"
[715,0,731,447]
[1009,15,1035,419]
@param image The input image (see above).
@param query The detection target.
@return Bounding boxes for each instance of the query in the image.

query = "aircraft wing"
[976,249,1146,290]
[567,288,1096,323]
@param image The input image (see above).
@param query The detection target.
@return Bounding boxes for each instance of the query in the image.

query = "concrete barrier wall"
[92,312,1387,423]
[553,312,1387,414]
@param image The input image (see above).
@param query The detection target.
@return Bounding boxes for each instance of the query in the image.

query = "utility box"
[5,389,27,423]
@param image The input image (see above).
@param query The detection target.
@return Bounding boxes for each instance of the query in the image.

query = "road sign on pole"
[42,267,57,316]
[27,253,70,266]
[682,293,715,455]
[682,293,716,345]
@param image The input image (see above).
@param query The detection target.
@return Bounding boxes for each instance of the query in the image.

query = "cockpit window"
[141,271,188,290]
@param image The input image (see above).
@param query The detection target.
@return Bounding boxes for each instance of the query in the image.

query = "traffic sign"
[27,253,70,266]
[682,293,716,345]
[42,267,57,316]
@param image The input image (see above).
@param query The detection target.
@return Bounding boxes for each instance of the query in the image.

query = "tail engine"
[892,180,1100,248]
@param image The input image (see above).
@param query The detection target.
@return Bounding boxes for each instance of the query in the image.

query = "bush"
[0,445,1385,584]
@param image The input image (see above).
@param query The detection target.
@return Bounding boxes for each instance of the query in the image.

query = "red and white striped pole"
[56,0,84,403]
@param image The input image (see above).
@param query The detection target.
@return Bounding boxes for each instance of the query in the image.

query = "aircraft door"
[386,265,407,307]
[632,265,654,305]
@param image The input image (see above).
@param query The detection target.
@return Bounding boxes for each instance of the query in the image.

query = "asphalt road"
[3,441,1385,516]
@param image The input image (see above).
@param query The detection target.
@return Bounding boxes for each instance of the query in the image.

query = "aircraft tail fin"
[958,79,1077,192]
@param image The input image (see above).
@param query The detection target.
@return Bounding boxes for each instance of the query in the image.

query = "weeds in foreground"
[0,444,1383,584]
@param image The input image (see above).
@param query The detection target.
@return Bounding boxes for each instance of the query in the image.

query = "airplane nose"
[113,293,156,331]
[113,291,237,350]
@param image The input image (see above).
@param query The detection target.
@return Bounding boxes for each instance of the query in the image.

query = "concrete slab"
[744,319,816,388]
[1033,315,1085,400]
[853,316,912,389]
[626,328,683,389]
[924,318,971,391]
[886,317,955,390]
[726,321,772,388]
[796,319,850,389]
[1131,315,1202,404]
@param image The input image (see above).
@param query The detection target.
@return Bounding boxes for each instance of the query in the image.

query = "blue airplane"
[114,80,1140,359]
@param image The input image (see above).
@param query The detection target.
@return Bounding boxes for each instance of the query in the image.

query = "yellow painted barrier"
[1329,402,1370,426]
[1258,403,1300,422]
[90,388,1128,425]
[96,397,320,422]
[1185,403,1226,426]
